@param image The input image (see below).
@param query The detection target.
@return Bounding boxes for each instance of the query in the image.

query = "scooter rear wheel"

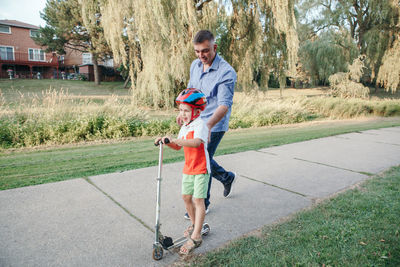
[152,245,163,260]
[202,223,211,236]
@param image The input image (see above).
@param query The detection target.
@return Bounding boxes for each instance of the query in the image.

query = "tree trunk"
[123,75,130,88]
[92,54,101,85]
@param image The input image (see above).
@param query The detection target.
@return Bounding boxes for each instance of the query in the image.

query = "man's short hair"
[193,30,215,44]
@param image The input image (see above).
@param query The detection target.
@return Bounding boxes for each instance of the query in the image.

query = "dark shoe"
[184,207,209,220]
[223,172,237,198]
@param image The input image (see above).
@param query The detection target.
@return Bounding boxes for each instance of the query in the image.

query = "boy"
[155,88,210,255]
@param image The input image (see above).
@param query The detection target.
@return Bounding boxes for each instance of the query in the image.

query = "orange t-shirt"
[178,118,210,175]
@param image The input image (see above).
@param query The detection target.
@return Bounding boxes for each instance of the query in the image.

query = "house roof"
[0,20,39,30]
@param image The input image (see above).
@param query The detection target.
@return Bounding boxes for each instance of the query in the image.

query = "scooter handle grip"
[154,138,170,146]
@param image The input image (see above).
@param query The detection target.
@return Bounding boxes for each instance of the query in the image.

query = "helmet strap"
[186,106,200,125]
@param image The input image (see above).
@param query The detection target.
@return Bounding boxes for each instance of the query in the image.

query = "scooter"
[152,138,210,260]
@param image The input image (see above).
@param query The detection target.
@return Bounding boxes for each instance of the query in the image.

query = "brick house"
[61,47,118,81]
[0,19,120,81]
[0,20,59,79]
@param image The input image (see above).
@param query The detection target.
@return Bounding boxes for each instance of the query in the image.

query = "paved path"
[1,127,400,267]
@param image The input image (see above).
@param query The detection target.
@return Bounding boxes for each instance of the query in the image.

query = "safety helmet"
[176,88,207,110]
[176,88,207,123]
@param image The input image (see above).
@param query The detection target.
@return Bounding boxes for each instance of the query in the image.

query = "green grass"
[1,117,400,190]
[189,165,400,266]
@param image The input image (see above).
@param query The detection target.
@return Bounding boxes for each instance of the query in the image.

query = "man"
[182,30,237,219]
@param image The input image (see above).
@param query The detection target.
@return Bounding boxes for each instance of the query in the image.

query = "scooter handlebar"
[154,138,170,146]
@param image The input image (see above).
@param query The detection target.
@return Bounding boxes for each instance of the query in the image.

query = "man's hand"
[176,115,183,126]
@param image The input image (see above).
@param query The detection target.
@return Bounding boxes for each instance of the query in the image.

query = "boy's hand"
[155,136,172,146]
[162,136,171,144]
[154,137,162,146]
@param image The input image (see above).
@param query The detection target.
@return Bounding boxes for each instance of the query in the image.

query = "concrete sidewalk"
[1,127,400,267]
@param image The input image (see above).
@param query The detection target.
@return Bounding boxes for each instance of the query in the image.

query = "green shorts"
[182,173,210,199]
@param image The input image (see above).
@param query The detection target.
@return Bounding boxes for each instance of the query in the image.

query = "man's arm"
[207,69,236,134]
[206,105,229,130]
[206,105,228,142]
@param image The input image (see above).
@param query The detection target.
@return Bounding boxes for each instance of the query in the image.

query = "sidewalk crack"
[255,150,278,156]
[374,141,400,146]
[293,158,373,176]
[239,174,308,197]
[84,177,154,233]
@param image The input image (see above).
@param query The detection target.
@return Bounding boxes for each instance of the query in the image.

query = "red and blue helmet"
[176,88,207,123]
[176,88,207,111]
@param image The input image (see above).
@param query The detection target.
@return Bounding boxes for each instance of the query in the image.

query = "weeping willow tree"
[218,0,299,93]
[95,0,219,107]
[376,0,400,93]
[94,0,299,107]
[298,29,358,86]
[297,0,400,92]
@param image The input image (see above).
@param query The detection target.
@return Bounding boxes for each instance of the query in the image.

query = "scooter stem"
[155,142,163,245]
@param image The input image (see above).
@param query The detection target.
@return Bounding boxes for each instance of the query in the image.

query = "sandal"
[184,224,194,238]
[179,237,202,255]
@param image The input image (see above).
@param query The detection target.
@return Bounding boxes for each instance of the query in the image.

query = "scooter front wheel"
[152,245,164,260]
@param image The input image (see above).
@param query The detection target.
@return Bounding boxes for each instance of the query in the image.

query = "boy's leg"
[192,173,210,239]
[182,174,195,224]
[182,194,195,226]
[180,174,208,254]
[192,198,205,240]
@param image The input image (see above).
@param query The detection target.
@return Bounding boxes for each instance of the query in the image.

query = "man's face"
[194,40,217,67]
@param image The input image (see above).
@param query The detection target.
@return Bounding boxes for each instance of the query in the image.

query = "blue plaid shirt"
[188,54,237,132]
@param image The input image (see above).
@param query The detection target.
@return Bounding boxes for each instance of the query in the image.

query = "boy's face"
[179,103,200,124]
[179,103,193,124]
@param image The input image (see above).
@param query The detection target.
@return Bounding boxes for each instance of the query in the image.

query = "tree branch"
[196,0,212,11]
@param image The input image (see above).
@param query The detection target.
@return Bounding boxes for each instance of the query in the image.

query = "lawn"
[188,165,400,266]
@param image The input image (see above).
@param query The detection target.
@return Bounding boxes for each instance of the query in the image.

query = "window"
[0,46,14,60]
[103,58,114,67]
[82,53,92,64]
[28,48,45,61]
[30,29,40,37]
[0,25,11,34]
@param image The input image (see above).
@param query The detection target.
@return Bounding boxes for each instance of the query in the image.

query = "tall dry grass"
[1,89,400,148]
[0,88,179,148]
[230,92,400,128]
[230,92,315,128]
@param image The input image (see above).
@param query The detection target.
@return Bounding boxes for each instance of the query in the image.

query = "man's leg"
[205,131,235,209]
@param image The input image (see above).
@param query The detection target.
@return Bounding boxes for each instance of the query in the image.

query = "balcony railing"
[0,51,59,66]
